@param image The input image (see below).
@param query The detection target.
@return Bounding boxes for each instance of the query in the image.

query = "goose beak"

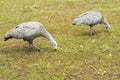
[4,36,12,41]
[72,23,76,25]
[4,38,8,41]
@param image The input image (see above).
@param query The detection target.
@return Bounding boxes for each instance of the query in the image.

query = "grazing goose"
[4,21,57,51]
[72,11,110,35]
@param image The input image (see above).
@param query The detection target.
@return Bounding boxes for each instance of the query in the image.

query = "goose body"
[4,21,57,51]
[72,11,110,35]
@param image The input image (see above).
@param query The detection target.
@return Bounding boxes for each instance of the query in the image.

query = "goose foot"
[38,49,41,52]
[89,32,95,36]
[38,48,44,52]
[28,48,32,52]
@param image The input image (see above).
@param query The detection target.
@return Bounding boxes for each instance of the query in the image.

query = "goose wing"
[77,11,103,25]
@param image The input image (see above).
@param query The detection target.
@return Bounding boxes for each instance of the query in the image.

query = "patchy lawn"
[0,0,120,80]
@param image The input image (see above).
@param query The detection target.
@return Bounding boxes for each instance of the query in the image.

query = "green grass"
[0,0,120,80]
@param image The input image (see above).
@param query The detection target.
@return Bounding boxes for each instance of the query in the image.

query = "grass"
[0,0,120,80]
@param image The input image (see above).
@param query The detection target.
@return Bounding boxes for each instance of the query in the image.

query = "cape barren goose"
[72,11,110,36]
[4,21,57,51]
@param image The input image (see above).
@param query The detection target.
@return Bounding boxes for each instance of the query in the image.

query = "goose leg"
[89,26,94,36]
[31,42,41,52]
[28,41,40,52]
[28,43,32,52]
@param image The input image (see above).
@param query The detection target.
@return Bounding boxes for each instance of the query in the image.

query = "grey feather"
[72,11,110,30]
[4,21,57,49]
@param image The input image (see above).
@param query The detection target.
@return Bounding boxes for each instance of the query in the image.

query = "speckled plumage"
[72,11,110,35]
[4,21,57,51]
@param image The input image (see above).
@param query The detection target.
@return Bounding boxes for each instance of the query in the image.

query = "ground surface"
[0,0,120,80]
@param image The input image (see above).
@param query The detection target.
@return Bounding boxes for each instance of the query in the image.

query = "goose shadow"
[80,30,107,36]
[0,45,52,54]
